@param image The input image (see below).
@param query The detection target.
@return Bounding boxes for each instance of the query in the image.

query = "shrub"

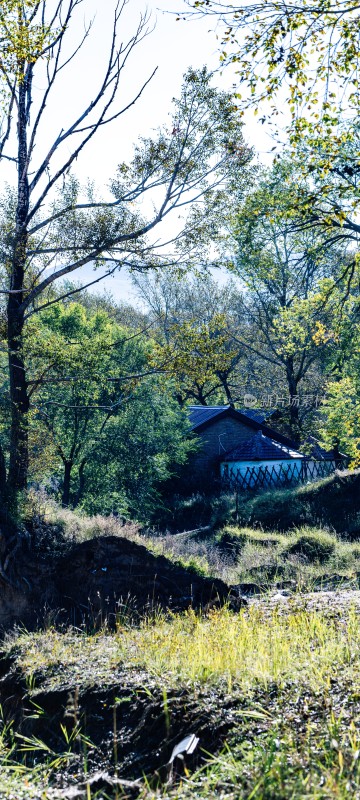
[216,527,247,561]
[283,529,336,563]
[243,530,286,548]
[235,471,360,534]
[156,492,236,533]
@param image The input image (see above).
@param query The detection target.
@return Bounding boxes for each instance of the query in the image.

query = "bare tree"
[0,0,251,501]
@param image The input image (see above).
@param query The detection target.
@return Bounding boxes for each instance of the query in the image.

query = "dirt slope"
[0,531,242,629]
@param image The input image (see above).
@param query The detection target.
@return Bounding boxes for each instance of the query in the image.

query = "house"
[220,430,304,487]
[188,405,298,482]
[187,405,345,490]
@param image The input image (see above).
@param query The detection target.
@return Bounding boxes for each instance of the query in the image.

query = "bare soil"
[0,528,243,629]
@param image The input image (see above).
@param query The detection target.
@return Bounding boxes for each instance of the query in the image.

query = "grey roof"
[222,431,304,463]
[187,404,298,449]
[188,405,232,429]
[188,405,272,429]
[306,436,347,461]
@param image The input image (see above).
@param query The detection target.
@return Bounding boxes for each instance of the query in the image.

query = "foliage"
[133,270,250,406]
[189,0,360,147]
[0,0,56,83]
[0,0,252,499]
[216,527,247,559]
[77,377,196,520]
[153,490,237,532]
[149,312,238,405]
[316,289,360,466]
[189,0,360,316]
[283,530,336,562]
[25,301,148,504]
[236,471,360,534]
[12,296,196,518]
[230,157,343,438]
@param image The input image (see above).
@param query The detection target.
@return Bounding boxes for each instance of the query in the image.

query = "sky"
[64,0,230,303]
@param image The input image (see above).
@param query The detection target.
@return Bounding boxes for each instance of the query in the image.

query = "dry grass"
[140,525,360,589]
[25,488,142,543]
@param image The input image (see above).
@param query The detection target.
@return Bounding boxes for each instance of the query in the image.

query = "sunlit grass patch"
[11,604,360,693]
[121,605,360,689]
[3,603,360,799]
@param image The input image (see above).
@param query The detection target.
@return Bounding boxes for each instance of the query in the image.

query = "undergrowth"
[2,603,360,798]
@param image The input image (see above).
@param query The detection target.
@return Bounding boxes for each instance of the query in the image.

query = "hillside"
[1,596,360,798]
[0,476,359,797]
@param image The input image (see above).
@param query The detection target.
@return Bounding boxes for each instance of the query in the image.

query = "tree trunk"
[220,376,234,406]
[0,443,6,494]
[6,63,30,496]
[73,458,87,508]
[7,304,29,493]
[62,461,73,508]
[285,359,301,444]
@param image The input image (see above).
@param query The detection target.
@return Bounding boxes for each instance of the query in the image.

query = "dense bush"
[283,530,336,563]
[236,487,310,531]
[216,527,247,560]
[155,492,236,533]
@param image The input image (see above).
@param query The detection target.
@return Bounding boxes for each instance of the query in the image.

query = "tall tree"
[26,301,151,507]
[80,377,195,520]
[314,281,360,465]
[133,271,248,405]
[229,159,342,439]
[187,0,360,286]
[0,0,251,504]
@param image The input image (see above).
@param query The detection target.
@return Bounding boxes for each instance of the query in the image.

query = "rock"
[270,591,291,601]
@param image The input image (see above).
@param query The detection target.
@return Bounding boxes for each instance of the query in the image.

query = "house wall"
[220,458,303,487]
[189,417,256,481]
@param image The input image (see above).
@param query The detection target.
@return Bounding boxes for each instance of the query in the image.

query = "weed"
[283,529,337,563]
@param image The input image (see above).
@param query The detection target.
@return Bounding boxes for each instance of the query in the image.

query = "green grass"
[7,486,360,798]
[145,524,360,591]
[2,602,360,797]
[235,470,360,536]
[24,488,360,592]
[10,604,360,692]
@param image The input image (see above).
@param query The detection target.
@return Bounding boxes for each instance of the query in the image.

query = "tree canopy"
[188,0,360,143]
[0,0,252,506]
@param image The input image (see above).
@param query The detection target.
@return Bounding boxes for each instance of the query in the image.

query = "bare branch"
[28,7,154,213]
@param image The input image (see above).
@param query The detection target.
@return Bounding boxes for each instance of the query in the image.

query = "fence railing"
[222,459,340,493]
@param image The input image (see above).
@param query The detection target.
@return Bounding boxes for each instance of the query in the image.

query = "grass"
[2,603,360,797]
[7,485,360,798]
[2,602,360,797]
[9,604,360,692]
[24,488,360,591]
[25,487,143,544]
[235,470,360,536]
[142,524,360,590]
